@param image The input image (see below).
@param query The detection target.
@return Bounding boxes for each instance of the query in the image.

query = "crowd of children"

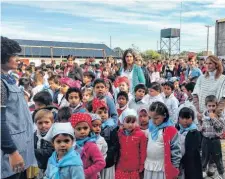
[6,52,225,179]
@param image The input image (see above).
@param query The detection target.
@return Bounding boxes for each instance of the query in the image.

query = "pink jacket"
[81,142,106,179]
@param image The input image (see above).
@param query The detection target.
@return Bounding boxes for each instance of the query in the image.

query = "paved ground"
[205,140,225,179]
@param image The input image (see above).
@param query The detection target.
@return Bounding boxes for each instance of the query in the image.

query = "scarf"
[102,118,116,129]
[179,123,197,134]
[124,129,132,136]
[149,118,174,141]
[76,132,97,149]
[47,148,82,179]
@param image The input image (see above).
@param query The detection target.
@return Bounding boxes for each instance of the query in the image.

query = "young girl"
[116,109,147,179]
[173,80,187,105]
[138,107,149,138]
[90,113,108,159]
[44,122,85,179]
[143,82,164,106]
[144,101,181,179]
[82,88,94,105]
[177,107,202,179]
[69,113,106,179]
[92,98,119,179]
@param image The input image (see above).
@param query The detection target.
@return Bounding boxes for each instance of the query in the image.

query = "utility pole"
[205,25,212,56]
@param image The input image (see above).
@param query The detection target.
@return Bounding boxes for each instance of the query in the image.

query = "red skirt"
[115,169,140,179]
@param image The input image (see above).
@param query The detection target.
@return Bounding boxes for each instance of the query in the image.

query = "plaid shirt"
[201,110,225,138]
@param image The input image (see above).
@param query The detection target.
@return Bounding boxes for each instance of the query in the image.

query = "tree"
[113,47,124,57]
[141,49,161,60]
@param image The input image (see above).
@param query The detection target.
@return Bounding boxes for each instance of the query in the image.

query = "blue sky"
[1,0,225,53]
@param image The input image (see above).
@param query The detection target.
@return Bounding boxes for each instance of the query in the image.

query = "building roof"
[14,39,119,58]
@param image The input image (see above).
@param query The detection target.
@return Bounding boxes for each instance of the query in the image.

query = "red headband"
[114,76,130,88]
[59,77,81,88]
[92,98,108,113]
[69,113,92,128]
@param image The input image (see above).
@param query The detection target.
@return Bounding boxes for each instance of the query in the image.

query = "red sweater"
[117,127,147,172]
[163,126,180,179]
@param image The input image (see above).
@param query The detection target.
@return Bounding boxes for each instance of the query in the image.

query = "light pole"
[205,25,212,56]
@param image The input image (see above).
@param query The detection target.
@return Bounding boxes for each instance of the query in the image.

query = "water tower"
[160,28,180,57]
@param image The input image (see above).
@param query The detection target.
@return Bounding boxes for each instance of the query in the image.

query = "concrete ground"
[205,140,225,179]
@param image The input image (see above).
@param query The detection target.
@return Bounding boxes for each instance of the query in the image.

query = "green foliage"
[141,50,161,60]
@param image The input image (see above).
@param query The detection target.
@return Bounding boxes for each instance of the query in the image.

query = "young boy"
[33,91,58,121]
[162,81,179,124]
[93,78,118,123]
[201,95,225,178]
[82,71,95,91]
[128,84,148,112]
[117,91,129,117]
[56,107,72,123]
[48,75,61,104]
[65,87,86,113]
[34,109,55,178]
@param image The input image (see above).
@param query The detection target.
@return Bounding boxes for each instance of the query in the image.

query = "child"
[201,95,225,178]
[90,113,108,159]
[82,71,95,91]
[128,84,148,111]
[56,107,72,123]
[116,91,129,117]
[143,82,164,106]
[178,107,202,179]
[58,77,81,108]
[48,75,61,104]
[33,91,58,121]
[44,122,85,179]
[82,88,94,105]
[176,82,199,126]
[70,113,106,179]
[144,101,181,179]
[32,71,44,97]
[138,107,149,138]
[92,98,119,179]
[173,80,187,105]
[114,76,132,102]
[65,87,86,113]
[162,81,179,124]
[34,109,55,178]
[93,78,118,123]
[116,109,147,179]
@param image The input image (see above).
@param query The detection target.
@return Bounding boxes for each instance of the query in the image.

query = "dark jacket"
[34,132,54,170]
[101,126,120,168]
[52,88,60,104]
[68,66,83,81]
[142,66,151,88]
[181,129,203,179]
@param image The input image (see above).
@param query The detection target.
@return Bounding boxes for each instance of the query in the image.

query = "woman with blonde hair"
[193,55,225,114]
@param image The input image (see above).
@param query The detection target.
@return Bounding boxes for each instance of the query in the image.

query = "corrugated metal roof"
[14,39,119,58]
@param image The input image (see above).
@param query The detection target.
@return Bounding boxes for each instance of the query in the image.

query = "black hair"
[163,81,174,91]
[125,116,137,123]
[185,82,195,92]
[52,133,74,143]
[149,101,170,122]
[149,82,161,92]
[122,48,136,70]
[33,91,53,106]
[178,107,195,120]
[85,100,93,112]
[1,36,22,64]
[57,107,72,122]
[65,87,82,101]
[83,71,95,81]
[95,64,100,69]
[205,95,217,105]
[134,83,147,94]
[48,75,60,85]
[93,78,106,87]
[67,54,73,60]
[18,77,31,87]
[117,91,129,101]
